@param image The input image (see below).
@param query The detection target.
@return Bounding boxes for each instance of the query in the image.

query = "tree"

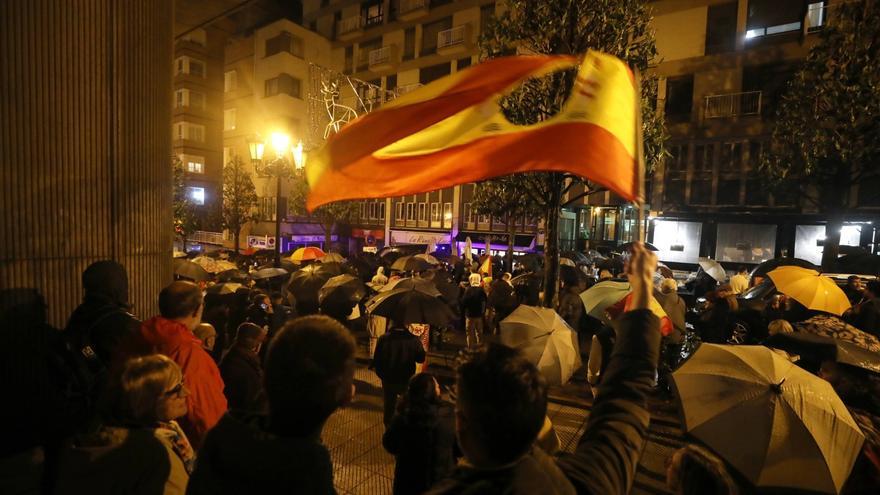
[471,177,541,272]
[760,0,880,271]
[221,155,258,254]
[481,0,665,307]
[288,171,360,250]
[173,155,200,251]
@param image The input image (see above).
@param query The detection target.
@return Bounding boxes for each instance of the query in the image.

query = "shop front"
[454,231,536,257]
[389,230,453,252]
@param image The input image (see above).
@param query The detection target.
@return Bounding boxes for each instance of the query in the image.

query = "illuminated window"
[224,108,236,130]
[180,154,205,174]
[224,70,237,92]
[187,187,205,205]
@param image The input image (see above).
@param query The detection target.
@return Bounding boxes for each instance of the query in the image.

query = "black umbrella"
[205,282,244,295]
[216,269,250,283]
[349,254,381,282]
[380,276,440,294]
[365,284,454,327]
[836,254,880,275]
[516,253,544,271]
[319,274,366,306]
[390,255,433,273]
[561,251,591,265]
[765,332,880,375]
[173,259,210,282]
[289,263,342,313]
[252,267,288,280]
[750,258,818,282]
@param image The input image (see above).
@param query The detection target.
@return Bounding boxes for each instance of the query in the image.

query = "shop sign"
[390,230,450,245]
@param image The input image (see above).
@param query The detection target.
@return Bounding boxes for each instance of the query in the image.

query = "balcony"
[399,0,429,20]
[369,45,397,71]
[396,83,423,96]
[191,230,225,246]
[703,91,762,119]
[336,16,362,40]
[437,25,470,54]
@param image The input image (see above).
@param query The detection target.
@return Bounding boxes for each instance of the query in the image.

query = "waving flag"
[306,51,638,211]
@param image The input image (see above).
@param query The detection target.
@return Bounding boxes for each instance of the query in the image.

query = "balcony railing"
[337,16,361,35]
[396,83,423,96]
[704,91,762,119]
[191,230,225,245]
[438,25,466,49]
[369,46,392,66]
[399,0,428,15]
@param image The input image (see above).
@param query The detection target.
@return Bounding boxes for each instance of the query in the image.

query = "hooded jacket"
[186,411,334,495]
[125,317,228,449]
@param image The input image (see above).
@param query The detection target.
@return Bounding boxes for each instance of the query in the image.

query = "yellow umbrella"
[767,266,851,316]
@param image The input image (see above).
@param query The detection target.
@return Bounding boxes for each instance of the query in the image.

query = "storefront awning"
[455,231,535,248]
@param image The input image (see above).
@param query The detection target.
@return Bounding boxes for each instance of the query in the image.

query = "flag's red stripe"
[321,55,576,168]
[307,122,635,211]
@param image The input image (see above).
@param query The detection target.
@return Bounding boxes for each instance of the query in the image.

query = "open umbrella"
[579,281,631,321]
[794,314,880,353]
[290,246,326,263]
[252,267,288,280]
[765,332,880,375]
[205,282,242,295]
[413,253,441,266]
[365,280,453,327]
[559,257,576,267]
[172,250,188,259]
[216,269,250,283]
[835,253,880,275]
[320,252,346,264]
[318,274,366,306]
[656,262,674,279]
[672,344,864,494]
[499,305,580,385]
[698,258,727,283]
[173,259,210,282]
[767,266,851,316]
[750,257,818,284]
[390,255,433,273]
[289,263,342,312]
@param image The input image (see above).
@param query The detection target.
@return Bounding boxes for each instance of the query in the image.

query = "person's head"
[82,260,130,305]
[234,322,267,353]
[158,281,203,330]
[767,319,793,336]
[265,315,356,437]
[193,323,217,351]
[255,293,273,312]
[468,273,482,288]
[599,269,613,281]
[865,280,880,299]
[270,291,285,306]
[737,266,748,275]
[666,444,740,495]
[660,278,678,295]
[114,354,188,425]
[398,373,441,415]
[847,275,863,290]
[455,343,547,467]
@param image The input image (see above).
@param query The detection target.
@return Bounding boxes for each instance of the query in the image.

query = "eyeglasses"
[164,378,186,398]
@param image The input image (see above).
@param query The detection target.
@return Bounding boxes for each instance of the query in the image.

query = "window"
[419,62,451,85]
[386,74,397,92]
[422,17,452,56]
[174,89,205,109]
[664,75,694,122]
[666,143,687,172]
[361,202,369,219]
[443,203,452,228]
[189,91,205,109]
[224,108,236,131]
[223,147,231,166]
[362,0,384,28]
[743,63,796,116]
[265,74,301,99]
[480,3,496,34]
[181,154,205,174]
[358,37,382,70]
[174,122,205,142]
[806,2,826,32]
[705,2,737,54]
[344,46,354,74]
[174,56,206,77]
[463,202,473,227]
[417,202,427,223]
[652,220,702,264]
[369,202,378,220]
[745,0,804,40]
[224,70,237,92]
[719,142,743,172]
[716,223,777,263]
[189,60,205,77]
[395,202,405,221]
[265,31,303,58]
[430,203,441,226]
[403,28,415,60]
[405,202,415,221]
[187,187,205,205]
[175,90,184,108]
[259,197,277,221]
[457,57,472,71]
[693,144,713,173]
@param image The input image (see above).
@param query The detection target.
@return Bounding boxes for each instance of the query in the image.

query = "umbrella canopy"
[559,257,576,267]
[290,246,326,263]
[320,252,347,264]
[390,255,433,273]
[560,251,590,266]
[767,266,851,316]
[318,274,366,306]
[172,250,188,258]
[205,282,242,295]
[794,314,880,353]
[672,344,864,494]
[765,332,880,375]
[579,281,631,320]
[698,258,727,283]
[750,257,818,283]
[216,269,250,283]
[413,253,441,266]
[379,276,439,294]
[499,305,580,386]
[365,282,453,327]
[289,263,342,311]
[836,253,880,276]
[516,253,543,271]
[657,263,674,279]
[252,267,289,280]
[173,259,210,282]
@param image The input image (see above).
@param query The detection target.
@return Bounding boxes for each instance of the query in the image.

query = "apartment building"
[173,27,226,229]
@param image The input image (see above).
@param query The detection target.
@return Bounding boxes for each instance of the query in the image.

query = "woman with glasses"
[57,354,194,495]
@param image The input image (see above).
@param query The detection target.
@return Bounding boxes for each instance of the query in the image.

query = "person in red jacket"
[123,281,228,448]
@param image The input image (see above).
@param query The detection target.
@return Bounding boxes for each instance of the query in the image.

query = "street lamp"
[248,132,296,268]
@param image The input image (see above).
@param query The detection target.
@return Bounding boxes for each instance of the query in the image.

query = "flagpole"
[633,67,647,244]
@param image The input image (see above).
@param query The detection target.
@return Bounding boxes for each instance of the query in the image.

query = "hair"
[457,343,547,465]
[599,269,613,280]
[158,281,203,319]
[113,354,182,425]
[737,266,747,274]
[235,322,266,349]
[669,444,740,495]
[767,319,793,336]
[866,280,880,297]
[848,275,860,282]
[265,315,356,436]
[397,373,441,422]
[661,278,679,294]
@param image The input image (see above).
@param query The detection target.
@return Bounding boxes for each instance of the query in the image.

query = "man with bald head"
[121,280,228,448]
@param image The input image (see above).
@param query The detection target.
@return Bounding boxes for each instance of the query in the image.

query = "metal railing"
[191,230,225,245]
[337,16,361,35]
[369,46,392,66]
[704,91,762,119]
[399,0,428,15]
[396,83,423,96]
[438,25,466,49]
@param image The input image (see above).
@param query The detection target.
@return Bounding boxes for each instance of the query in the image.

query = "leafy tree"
[288,171,360,250]
[221,155,258,254]
[481,0,665,306]
[471,177,541,272]
[173,155,200,251]
[760,0,880,271]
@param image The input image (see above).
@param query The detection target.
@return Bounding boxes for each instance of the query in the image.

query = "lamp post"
[248,133,304,268]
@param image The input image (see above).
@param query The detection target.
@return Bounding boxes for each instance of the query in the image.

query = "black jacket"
[428,310,661,495]
[373,328,426,385]
[65,295,140,366]
[461,287,487,319]
[187,411,334,495]
[383,403,457,495]
[219,346,267,414]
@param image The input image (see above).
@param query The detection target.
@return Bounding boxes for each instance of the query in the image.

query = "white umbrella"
[672,344,864,494]
[698,258,727,283]
[500,305,581,386]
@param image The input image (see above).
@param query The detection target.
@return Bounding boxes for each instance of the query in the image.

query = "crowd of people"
[3,242,880,494]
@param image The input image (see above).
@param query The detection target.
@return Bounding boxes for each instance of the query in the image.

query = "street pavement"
[322,329,683,494]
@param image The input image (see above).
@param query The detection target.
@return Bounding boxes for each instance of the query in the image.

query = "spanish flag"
[306,51,638,211]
